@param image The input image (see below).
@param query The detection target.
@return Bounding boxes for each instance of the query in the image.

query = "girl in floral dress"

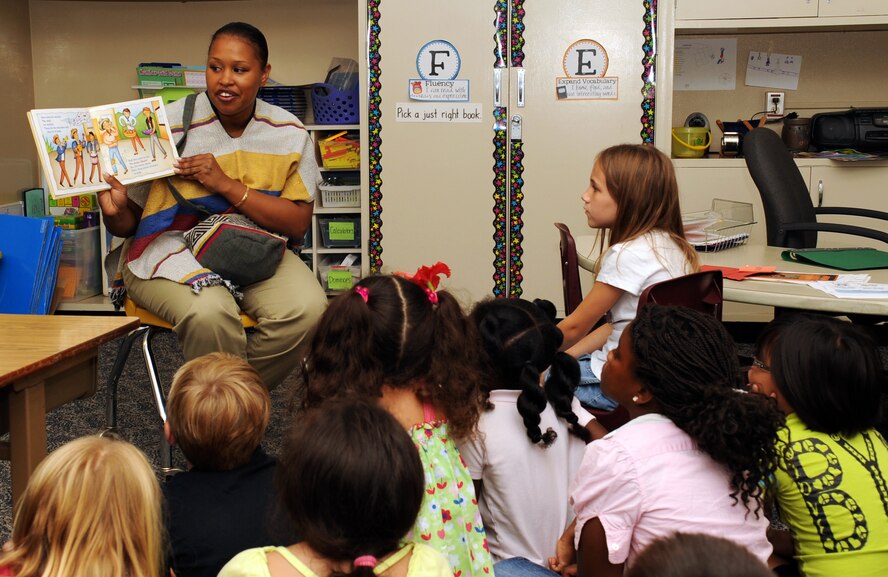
[304,264,492,577]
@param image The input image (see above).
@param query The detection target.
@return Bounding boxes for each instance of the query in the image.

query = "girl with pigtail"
[218,398,452,577]
[303,264,493,577]
[458,298,606,575]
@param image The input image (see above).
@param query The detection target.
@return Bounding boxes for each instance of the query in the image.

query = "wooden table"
[0,314,138,503]
[575,238,888,316]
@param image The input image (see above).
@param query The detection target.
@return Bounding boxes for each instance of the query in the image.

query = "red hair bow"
[395,262,452,303]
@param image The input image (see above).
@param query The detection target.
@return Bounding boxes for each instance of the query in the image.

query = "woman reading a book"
[96,21,326,389]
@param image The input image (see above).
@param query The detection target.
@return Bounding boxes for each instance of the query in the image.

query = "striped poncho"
[112,92,319,303]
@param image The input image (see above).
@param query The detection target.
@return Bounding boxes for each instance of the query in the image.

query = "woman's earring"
[632,395,639,403]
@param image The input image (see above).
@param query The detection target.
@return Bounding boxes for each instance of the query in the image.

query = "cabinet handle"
[817,179,823,207]
[517,68,525,108]
[493,69,502,107]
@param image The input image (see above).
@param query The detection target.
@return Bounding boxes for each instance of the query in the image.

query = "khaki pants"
[123,250,326,388]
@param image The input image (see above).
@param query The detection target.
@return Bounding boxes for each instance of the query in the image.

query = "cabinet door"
[367,0,499,302]
[809,164,888,246]
[819,0,888,17]
[673,164,773,245]
[517,1,658,309]
[369,1,662,310]
[675,0,817,21]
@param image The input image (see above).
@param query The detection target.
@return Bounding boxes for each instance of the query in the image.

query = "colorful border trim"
[511,0,526,67]
[509,139,524,297]
[491,107,509,297]
[367,0,383,272]
[493,0,508,68]
[640,0,657,144]
[505,0,526,296]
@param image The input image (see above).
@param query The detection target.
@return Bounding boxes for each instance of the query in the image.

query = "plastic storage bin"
[57,227,101,301]
[311,84,359,125]
[319,255,362,292]
[319,183,361,208]
[683,199,755,252]
[318,217,361,248]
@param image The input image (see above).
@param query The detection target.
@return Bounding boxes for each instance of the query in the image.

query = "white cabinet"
[808,163,888,246]
[673,159,796,246]
[819,0,888,17]
[303,125,365,295]
[675,0,817,21]
[674,0,888,29]
[675,159,888,249]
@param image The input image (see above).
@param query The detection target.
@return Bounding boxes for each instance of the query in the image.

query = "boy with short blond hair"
[163,352,289,577]
[165,352,269,471]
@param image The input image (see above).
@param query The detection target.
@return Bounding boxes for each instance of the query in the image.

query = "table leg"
[8,380,47,505]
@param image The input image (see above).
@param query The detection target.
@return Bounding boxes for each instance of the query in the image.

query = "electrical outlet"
[766,91,785,119]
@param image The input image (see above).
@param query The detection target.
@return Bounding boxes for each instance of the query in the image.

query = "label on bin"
[328,221,355,241]
[327,270,354,290]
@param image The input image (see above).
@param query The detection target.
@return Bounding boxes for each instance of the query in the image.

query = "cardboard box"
[319,139,360,169]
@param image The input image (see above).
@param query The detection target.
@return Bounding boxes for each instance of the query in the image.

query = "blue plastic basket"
[311,83,359,125]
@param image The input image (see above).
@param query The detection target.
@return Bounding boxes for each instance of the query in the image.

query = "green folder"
[781,248,888,271]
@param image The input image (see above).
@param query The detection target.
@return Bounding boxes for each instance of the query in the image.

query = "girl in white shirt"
[557,144,698,411]
[460,298,606,572]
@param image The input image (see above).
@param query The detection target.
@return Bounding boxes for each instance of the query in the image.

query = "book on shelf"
[27,96,179,199]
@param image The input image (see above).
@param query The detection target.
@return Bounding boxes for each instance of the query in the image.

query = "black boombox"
[811,108,888,152]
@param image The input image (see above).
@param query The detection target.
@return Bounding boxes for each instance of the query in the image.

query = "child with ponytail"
[551,305,784,577]
[459,298,605,574]
[302,264,493,577]
[218,398,452,577]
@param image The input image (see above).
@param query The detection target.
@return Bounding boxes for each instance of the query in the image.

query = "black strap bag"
[168,93,286,287]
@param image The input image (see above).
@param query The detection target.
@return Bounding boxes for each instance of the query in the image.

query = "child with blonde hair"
[0,436,163,577]
[303,266,493,577]
[558,144,698,410]
[164,352,291,577]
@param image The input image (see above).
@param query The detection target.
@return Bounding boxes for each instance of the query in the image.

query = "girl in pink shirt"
[552,305,784,577]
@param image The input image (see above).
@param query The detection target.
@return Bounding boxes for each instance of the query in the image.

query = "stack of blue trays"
[258,86,308,120]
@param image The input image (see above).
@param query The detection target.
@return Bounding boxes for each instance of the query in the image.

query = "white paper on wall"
[674,38,737,91]
[745,51,802,90]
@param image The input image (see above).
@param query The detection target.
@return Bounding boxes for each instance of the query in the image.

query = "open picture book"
[27,96,179,199]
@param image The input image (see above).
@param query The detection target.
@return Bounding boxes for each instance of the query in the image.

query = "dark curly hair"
[303,274,485,441]
[630,305,784,516]
[472,297,590,446]
[277,399,423,577]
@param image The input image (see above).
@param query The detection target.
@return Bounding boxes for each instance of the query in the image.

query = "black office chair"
[743,127,888,248]
[555,222,585,316]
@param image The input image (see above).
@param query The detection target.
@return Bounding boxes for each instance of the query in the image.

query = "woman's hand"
[97,174,130,217]
[174,153,233,195]
[97,173,141,238]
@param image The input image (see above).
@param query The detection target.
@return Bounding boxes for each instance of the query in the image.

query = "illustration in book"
[27,96,179,199]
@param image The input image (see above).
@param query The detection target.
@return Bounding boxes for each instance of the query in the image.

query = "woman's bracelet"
[233,184,250,209]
